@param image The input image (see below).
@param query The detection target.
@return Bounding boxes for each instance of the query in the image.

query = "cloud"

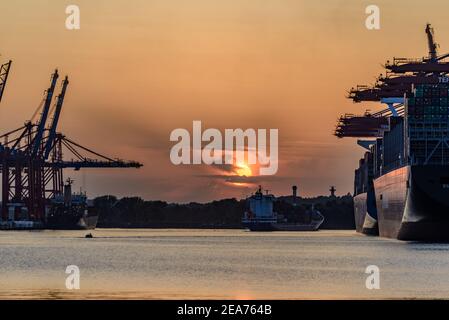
[196,173,290,184]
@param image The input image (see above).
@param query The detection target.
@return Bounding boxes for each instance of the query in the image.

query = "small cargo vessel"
[242,186,324,231]
[0,179,98,230]
[46,179,98,230]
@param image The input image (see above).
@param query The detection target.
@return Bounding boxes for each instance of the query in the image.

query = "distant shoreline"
[97,223,355,230]
[97,223,242,229]
[94,194,356,230]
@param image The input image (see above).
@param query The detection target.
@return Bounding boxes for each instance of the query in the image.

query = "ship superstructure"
[242,186,277,230]
[46,179,98,230]
[242,186,324,232]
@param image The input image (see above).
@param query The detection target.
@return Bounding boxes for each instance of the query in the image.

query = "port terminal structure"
[335,24,449,140]
[0,59,142,224]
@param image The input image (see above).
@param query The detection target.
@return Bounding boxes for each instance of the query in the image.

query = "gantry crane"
[0,68,142,221]
[44,75,69,160]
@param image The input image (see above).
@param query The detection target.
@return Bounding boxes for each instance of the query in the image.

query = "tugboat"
[242,186,324,231]
[45,179,99,230]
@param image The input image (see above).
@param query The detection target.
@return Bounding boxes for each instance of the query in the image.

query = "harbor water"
[1,229,449,299]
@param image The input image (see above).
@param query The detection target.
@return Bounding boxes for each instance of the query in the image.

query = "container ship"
[336,24,449,240]
[242,186,324,231]
[46,179,98,230]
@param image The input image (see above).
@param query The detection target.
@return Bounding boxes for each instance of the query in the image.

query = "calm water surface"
[1,229,449,299]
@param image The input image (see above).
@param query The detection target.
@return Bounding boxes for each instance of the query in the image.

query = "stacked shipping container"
[407,84,449,165]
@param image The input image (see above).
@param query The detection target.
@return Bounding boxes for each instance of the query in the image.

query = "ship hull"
[0,221,44,230]
[242,221,323,232]
[353,193,367,233]
[0,216,98,230]
[354,191,379,236]
[374,165,449,241]
[46,214,98,230]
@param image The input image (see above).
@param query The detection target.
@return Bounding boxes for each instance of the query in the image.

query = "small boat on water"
[242,186,324,231]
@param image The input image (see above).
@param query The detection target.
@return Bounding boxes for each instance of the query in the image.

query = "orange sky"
[1,0,449,202]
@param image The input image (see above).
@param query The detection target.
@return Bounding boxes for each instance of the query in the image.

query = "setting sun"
[235,163,252,177]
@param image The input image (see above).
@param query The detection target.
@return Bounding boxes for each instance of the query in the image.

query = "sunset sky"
[1,0,449,202]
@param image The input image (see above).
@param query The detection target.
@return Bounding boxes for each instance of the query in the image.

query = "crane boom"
[44,76,69,160]
[32,69,59,156]
[426,23,438,62]
[0,60,12,103]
